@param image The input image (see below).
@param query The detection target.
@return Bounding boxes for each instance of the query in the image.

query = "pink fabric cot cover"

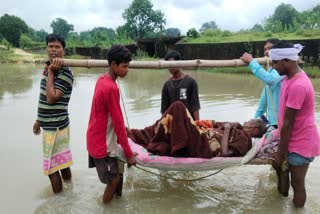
[124,137,267,171]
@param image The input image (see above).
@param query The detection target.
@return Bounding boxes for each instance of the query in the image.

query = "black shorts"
[88,155,119,185]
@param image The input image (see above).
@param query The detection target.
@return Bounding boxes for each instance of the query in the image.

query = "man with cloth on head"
[269,40,320,208]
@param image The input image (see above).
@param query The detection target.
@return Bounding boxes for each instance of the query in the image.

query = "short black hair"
[264,38,280,46]
[46,33,66,48]
[107,44,132,65]
[165,50,182,60]
[271,40,294,49]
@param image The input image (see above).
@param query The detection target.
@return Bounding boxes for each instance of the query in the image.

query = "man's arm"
[240,53,282,85]
[189,79,201,119]
[107,87,134,159]
[192,110,199,121]
[254,88,267,118]
[46,58,64,104]
[161,83,170,114]
[220,123,232,156]
[33,120,41,135]
[276,107,297,166]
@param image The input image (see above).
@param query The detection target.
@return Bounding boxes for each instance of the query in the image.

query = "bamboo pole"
[58,57,271,69]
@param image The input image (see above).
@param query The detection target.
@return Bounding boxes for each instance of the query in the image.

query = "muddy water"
[0,64,319,213]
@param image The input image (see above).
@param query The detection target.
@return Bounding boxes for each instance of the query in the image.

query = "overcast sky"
[1,0,319,34]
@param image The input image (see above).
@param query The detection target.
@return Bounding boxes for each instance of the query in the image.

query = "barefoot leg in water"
[48,171,63,193]
[61,167,72,181]
[103,174,121,204]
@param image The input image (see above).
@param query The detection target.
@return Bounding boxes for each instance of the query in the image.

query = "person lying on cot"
[127,101,267,158]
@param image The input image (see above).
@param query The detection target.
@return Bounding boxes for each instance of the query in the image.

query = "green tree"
[251,24,264,32]
[186,28,199,38]
[79,31,94,46]
[0,14,29,47]
[50,18,74,38]
[298,4,320,30]
[312,4,320,12]
[272,3,298,31]
[165,28,181,37]
[200,21,218,32]
[27,27,48,42]
[144,31,164,38]
[1,38,11,50]
[116,24,130,39]
[122,0,166,39]
[19,34,34,48]
[27,27,39,41]
[79,31,91,41]
[66,32,80,47]
[91,31,108,47]
[91,27,116,41]
[264,17,283,33]
[36,29,49,42]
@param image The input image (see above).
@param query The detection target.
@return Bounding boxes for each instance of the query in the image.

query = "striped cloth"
[42,126,73,175]
[37,65,73,130]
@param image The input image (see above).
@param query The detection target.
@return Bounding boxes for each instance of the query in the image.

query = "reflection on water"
[0,64,37,98]
[0,64,319,214]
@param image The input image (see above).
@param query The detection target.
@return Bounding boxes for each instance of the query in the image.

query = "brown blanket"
[128,101,251,158]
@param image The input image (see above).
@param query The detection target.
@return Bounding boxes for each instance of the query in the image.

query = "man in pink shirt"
[87,45,136,204]
[270,40,320,208]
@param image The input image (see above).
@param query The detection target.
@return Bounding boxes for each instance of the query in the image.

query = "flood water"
[0,64,319,214]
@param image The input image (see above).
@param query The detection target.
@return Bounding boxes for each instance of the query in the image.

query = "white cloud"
[0,0,318,34]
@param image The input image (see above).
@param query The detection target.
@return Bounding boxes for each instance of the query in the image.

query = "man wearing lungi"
[33,33,74,193]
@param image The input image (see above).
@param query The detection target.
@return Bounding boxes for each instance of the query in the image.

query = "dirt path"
[14,48,33,56]
[13,48,35,62]
[0,45,35,62]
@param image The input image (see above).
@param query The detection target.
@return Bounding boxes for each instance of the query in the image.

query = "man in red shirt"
[87,45,136,204]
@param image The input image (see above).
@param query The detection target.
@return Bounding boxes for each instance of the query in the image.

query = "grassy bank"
[0,48,22,63]
[0,46,90,63]
[198,66,320,78]
[183,30,320,44]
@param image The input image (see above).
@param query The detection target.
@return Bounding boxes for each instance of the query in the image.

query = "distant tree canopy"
[249,4,319,33]
[298,4,320,30]
[273,3,298,30]
[0,14,28,47]
[27,28,48,42]
[165,28,181,37]
[50,18,74,38]
[85,27,116,46]
[65,27,128,47]
[116,24,130,39]
[264,3,298,32]
[19,34,34,48]
[186,28,199,38]
[251,24,264,32]
[122,0,166,39]
[1,2,320,48]
[200,21,218,32]
[91,27,116,41]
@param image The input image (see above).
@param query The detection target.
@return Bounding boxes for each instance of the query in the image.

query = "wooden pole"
[58,57,271,69]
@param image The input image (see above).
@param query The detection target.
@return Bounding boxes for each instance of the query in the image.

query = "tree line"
[0,0,319,49]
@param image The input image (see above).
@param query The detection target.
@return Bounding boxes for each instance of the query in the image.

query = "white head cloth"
[269,44,304,61]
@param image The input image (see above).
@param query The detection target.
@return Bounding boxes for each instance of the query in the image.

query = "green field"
[183,30,320,44]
